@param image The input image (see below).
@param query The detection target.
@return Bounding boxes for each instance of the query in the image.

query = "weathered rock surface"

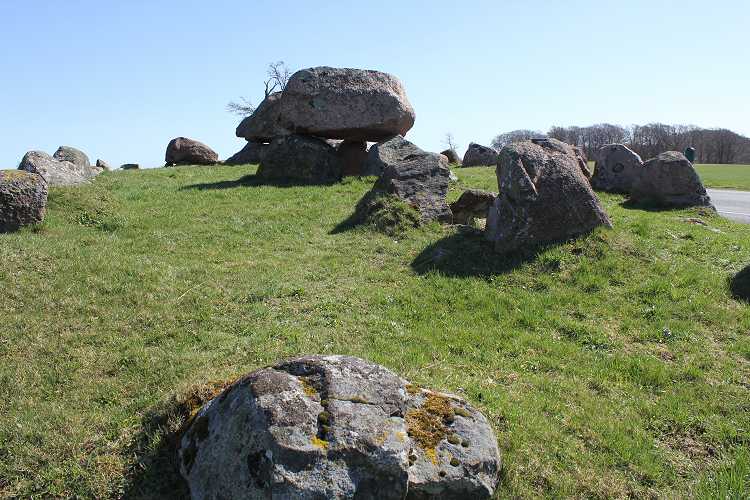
[486,138,612,253]
[0,170,48,232]
[591,144,643,193]
[257,135,341,184]
[462,143,497,167]
[165,137,219,166]
[178,355,501,499]
[224,141,267,165]
[450,189,497,225]
[629,151,713,208]
[362,136,452,222]
[276,66,415,142]
[441,149,461,165]
[572,145,591,179]
[53,146,91,171]
[18,150,89,186]
[235,92,289,142]
[338,140,368,176]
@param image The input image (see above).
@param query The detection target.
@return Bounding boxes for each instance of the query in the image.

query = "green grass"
[695,164,750,191]
[1,165,749,499]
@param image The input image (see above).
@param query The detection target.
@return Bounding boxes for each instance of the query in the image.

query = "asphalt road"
[709,189,750,223]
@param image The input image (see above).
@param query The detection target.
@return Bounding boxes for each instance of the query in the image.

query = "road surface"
[709,189,750,223]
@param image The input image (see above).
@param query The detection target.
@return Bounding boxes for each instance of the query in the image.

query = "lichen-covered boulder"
[224,141,267,165]
[18,150,90,186]
[440,149,461,165]
[0,170,48,232]
[462,143,497,167]
[53,145,90,170]
[338,140,369,176]
[629,151,713,208]
[486,138,611,253]
[235,92,289,142]
[165,137,219,166]
[450,189,496,225]
[591,144,643,193]
[178,355,501,499]
[257,135,342,184]
[362,136,452,223]
[277,66,415,142]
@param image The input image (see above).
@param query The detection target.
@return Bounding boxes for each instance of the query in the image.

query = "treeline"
[491,124,750,164]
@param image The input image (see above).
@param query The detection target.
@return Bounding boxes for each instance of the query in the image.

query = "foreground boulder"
[462,143,497,167]
[178,355,501,499]
[277,66,415,142]
[235,92,288,142]
[18,151,89,186]
[591,144,643,193]
[361,136,452,222]
[486,138,612,253]
[441,149,461,165]
[0,171,48,232]
[450,189,496,225]
[337,140,368,176]
[257,135,341,184]
[224,141,267,165]
[165,137,219,166]
[629,151,712,208]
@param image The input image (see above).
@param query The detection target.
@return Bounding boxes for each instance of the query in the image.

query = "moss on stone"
[405,392,455,464]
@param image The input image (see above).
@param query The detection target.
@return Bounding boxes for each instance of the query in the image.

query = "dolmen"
[592,145,712,208]
[165,137,219,166]
[462,143,497,167]
[486,138,611,253]
[178,355,501,499]
[0,170,48,232]
[234,66,416,180]
[18,146,101,186]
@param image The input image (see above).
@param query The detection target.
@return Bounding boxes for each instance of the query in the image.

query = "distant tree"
[442,133,459,153]
[491,129,545,150]
[227,61,293,117]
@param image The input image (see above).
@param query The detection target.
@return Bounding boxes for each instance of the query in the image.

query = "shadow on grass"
[410,226,544,277]
[619,198,717,215]
[180,174,341,191]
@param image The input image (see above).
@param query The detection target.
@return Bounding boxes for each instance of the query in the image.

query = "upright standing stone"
[462,143,497,167]
[629,151,712,208]
[591,144,644,193]
[257,135,342,184]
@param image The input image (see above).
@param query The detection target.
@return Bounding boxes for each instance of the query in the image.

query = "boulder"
[95,159,112,171]
[277,66,415,142]
[450,189,497,225]
[462,143,497,167]
[337,140,369,176]
[53,146,91,172]
[165,137,219,166]
[224,141,267,165]
[178,355,501,499]
[121,163,140,170]
[235,92,289,142]
[441,149,461,165]
[257,135,341,184]
[18,150,89,186]
[362,136,452,222]
[0,170,48,232]
[486,138,612,253]
[730,265,750,302]
[591,144,643,193]
[629,151,713,208]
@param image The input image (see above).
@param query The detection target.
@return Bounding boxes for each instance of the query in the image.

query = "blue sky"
[1,0,748,169]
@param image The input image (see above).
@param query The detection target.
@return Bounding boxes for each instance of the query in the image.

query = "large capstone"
[362,136,452,223]
[165,137,219,166]
[18,150,90,186]
[178,355,501,499]
[224,141,267,165]
[276,66,415,142]
[486,138,612,253]
[257,134,342,184]
[462,143,497,167]
[591,144,643,193]
[235,92,289,142]
[0,170,48,232]
[628,151,713,208]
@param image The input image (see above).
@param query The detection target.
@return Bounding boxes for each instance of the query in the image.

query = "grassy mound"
[1,165,749,498]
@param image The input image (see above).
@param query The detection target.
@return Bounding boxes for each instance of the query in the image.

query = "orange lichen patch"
[299,377,319,398]
[405,383,421,395]
[311,436,329,450]
[405,392,455,464]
